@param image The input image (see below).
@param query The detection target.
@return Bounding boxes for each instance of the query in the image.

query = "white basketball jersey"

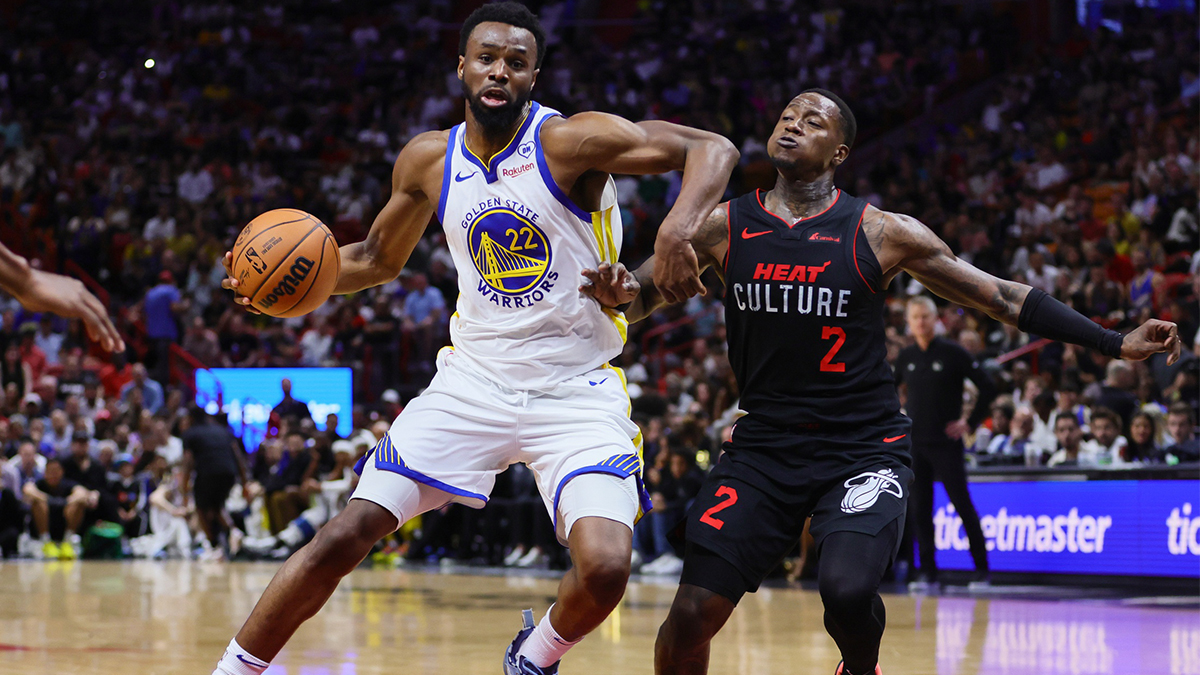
[436,102,627,390]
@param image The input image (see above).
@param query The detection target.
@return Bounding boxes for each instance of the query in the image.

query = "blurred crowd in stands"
[0,1,1196,570]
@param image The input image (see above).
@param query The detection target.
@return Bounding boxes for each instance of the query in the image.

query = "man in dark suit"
[895,296,995,589]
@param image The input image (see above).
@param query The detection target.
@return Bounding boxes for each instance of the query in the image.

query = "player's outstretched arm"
[875,208,1182,365]
[581,204,728,323]
[0,241,125,352]
[222,131,445,308]
[543,113,738,304]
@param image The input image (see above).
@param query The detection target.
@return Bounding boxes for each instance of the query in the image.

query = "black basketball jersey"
[723,189,900,427]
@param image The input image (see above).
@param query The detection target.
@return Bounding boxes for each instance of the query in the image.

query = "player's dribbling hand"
[654,234,706,304]
[17,268,125,352]
[580,262,639,309]
[221,251,262,314]
[1120,318,1181,365]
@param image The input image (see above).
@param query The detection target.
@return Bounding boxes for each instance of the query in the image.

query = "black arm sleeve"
[1017,288,1124,358]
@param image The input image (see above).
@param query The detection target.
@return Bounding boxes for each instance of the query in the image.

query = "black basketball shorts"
[193,472,237,511]
[681,413,913,603]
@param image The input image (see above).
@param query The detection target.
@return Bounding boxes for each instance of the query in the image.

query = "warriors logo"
[468,207,552,296]
[840,468,904,514]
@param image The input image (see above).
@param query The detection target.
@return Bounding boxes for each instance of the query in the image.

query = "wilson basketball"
[231,208,340,318]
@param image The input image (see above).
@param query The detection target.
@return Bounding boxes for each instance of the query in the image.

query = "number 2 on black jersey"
[819,326,846,373]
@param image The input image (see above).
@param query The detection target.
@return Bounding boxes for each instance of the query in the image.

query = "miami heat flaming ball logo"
[840,468,904,514]
[468,208,552,295]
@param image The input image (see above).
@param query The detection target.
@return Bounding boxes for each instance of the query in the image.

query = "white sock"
[212,638,270,675]
[517,606,580,668]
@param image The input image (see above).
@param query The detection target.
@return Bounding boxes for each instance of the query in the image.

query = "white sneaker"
[199,547,227,562]
[643,553,683,575]
[17,533,33,558]
[32,536,50,560]
[907,579,938,594]
[504,546,527,567]
[964,571,993,588]
[515,546,544,568]
[242,535,278,555]
[640,554,662,573]
[630,549,643,570]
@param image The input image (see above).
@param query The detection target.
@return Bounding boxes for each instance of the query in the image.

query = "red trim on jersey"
[755,189,841,228]
[722,202,731,273]
[852,207,876,294]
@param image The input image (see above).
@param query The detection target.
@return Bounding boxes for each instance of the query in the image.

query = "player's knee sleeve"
[818,530,892,614]
[350,472,451,525]
[556,473,639,543]
[819,570,875,614]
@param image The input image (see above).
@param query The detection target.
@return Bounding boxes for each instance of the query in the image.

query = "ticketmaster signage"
[932,479,1200,578]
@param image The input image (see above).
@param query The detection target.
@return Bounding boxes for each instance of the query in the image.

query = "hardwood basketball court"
[0,560,1195,674]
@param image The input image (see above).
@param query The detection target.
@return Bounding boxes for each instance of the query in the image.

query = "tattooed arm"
[864,206,1181,364]
[581,204,729,323]
[866,208,1031,323]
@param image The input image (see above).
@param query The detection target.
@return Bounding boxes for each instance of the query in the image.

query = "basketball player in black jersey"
[581,89,1181,675]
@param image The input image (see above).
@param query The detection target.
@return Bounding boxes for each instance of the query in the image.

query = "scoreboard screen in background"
[194,367,353,452]
[932,479,1200,578]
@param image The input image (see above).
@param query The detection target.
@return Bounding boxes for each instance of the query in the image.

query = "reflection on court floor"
[934,595,1200,675]
[0,561,1195,675]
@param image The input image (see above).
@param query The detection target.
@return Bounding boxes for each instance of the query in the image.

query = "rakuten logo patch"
[502,162,535,179]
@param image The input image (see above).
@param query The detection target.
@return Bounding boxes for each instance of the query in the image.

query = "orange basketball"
[231,209,340,318]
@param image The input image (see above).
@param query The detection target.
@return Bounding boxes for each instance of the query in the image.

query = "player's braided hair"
[460,2,547,69]
[801,88,857,148]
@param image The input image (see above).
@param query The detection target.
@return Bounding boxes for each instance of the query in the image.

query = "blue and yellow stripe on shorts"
[605,363,653,520]
[548,361,653,533]
[354,432,489,506]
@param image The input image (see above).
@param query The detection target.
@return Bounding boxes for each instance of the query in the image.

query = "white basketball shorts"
[351,347,651,543]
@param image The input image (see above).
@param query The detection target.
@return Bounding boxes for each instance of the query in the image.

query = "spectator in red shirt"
[99,351,134,400]
[1071,196,1107,241]
[1104,246,1136,286]
[18,324,46,383]
[1087,239,1135,286]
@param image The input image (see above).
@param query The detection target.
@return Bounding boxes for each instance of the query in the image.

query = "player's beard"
[770,151,834,180]
[769,152,804,173]
[463,81,532,138]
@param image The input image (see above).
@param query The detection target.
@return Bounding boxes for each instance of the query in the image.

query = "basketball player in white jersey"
[211,4,737,675]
